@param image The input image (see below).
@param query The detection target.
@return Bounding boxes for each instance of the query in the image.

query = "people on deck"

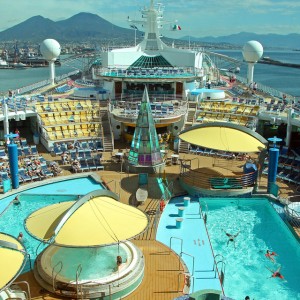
[15,128,20,139]
[72,159,81,172]
[61,152,69,164]
[223,229,240,248]
[207,79,211,89]
[265,249,278,262]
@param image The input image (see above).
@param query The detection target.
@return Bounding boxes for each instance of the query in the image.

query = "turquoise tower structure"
[126,88,165,174]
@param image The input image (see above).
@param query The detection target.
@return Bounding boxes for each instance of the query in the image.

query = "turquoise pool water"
[51,245,127,280]
[0,177,105,271]
[156,197,300,299]
[206,198,300,300]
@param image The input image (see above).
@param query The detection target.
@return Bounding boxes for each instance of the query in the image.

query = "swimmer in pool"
[223,229,240,248]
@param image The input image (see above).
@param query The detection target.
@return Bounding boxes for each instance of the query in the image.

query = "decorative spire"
[127,87,163,169]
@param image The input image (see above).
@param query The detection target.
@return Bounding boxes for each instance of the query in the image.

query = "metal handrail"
[180,252,195,276]
[199,200,208,219]
[26,253,32,270]
[181,166,257,189]
[11,280,32,300]
[213,254,226,286]
[76,264,82,299]
[215,260,226,286]
[52,261,63,291]
[213,254,225,271]
[35,241,45,257]
[170,237,183,270]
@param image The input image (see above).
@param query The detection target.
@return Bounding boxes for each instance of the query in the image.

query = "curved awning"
[25,191,149,247]
[179,122,267,153]
[0,233,27,291]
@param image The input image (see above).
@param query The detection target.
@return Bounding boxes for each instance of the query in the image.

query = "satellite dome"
[40,39,61,61]
[242,41,263,63]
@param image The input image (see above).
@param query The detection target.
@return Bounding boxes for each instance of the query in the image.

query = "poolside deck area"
[9,140,299,299]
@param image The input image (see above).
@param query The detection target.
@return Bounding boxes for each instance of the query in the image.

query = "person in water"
[116,255,122,267]
[13,196,20,205]
[17,232,23,242]
[268,265,284,280]
[265,249,278,262]
[223,229,240,248]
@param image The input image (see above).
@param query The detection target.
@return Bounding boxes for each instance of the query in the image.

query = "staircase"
[178,101,197,154]
[100,107,114,152]
[178,123,192,153]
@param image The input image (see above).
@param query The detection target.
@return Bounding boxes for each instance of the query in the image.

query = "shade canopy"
[0,233,27,291]
[25,191,149,247]
[179,122,267,153]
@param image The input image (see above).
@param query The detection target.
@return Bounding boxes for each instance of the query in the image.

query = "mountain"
[180,32,300,49]
[0,13,137,42]
[0,14,298,49]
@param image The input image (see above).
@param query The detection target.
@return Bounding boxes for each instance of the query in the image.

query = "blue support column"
[267,136,281,194]
[267,148,279,193]
[5,133,19,189]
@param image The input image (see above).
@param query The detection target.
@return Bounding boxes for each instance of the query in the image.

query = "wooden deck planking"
[11,144,300,299]
[125,240,184,300]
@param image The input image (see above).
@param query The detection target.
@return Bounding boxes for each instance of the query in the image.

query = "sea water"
[0,51,299,97]
[215,49,300,97]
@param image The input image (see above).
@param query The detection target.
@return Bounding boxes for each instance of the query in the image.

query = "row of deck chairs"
[52,139,103,156]
[17,145,38,157]
[263,165,300,185]
[18,164,54,182]
[189,146,237,159]
[69,149,102,161]
[72,157,104,172]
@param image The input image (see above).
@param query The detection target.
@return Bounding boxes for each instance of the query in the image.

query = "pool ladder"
[52,261,63,291]
[75,264,83,298]
[170,237,195,292]
[199,200,208,223]
[213,254,226,286]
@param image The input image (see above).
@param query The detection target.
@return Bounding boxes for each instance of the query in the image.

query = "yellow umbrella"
[0,233,27,291]
[25,190,149,247]
[179,122,267,153]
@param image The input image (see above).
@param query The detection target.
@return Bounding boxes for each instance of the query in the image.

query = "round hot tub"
[51,244,129,281]
[34,241,144,299]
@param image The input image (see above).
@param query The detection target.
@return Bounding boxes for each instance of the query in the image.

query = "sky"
[0,0,299,37]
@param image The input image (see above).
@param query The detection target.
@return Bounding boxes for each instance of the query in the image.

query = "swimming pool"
[206,198,300,300]
[156,197,300,299]
[0,176,105,271]
[50,245,128,280]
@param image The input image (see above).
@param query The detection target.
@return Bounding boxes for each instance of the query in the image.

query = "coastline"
[258,57,300,69]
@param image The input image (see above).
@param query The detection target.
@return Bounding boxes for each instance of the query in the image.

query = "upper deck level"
[93,66,205,82]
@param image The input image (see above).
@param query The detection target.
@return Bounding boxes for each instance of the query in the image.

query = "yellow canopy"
[0,233,26,290]
[25,193,149,247]
[179,123,267,153]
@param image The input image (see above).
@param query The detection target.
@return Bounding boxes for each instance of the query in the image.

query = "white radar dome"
[40,39,61,61]
[242,41,263,63]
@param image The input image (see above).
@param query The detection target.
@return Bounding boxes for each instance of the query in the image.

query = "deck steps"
[100,109,114,152]
[178,123,193,154]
